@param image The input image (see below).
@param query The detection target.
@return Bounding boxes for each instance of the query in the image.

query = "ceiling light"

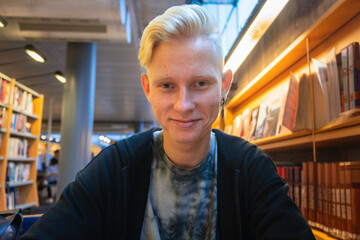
[54,71,66,83]
[224,0,289,74]
[17,71,66,84]
[24,44,46,63]
[0,16,7,28]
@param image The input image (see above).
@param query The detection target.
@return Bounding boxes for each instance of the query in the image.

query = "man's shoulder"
[212,129,270,170]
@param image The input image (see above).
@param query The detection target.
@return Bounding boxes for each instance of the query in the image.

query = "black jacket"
[20,128,315,239]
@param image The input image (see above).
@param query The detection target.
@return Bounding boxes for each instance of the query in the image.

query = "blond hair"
[138,4,223,71]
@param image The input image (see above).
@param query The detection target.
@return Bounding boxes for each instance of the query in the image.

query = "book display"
[218,0,360,239]
[0,72,43,211]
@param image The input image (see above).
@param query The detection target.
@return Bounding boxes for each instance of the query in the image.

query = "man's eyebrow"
[151,76,173,83]
[191,74,218,81]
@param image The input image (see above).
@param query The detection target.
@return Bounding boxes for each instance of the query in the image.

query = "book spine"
[308,162,317,227]
[301,162,309,220]
[336,53,345,112]
[341,47,350,111]
[348,43,360,109]
[316,162,323,230]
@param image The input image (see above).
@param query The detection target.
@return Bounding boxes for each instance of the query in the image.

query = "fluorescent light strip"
[25,49,45,63]
[55,73,66,83]
[224,0,289,74]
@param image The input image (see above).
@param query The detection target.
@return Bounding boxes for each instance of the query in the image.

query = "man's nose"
[173,88,195,112]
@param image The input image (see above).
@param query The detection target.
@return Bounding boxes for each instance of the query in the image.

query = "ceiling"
[0,0,187,134]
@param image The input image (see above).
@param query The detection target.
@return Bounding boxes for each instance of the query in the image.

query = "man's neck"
[162,130,211,169]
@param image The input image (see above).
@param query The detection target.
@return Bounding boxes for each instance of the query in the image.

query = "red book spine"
[301,162,309,221]
[339,162,348,238]
[316,162,323,230]
[324,162,332,233]
[308,161,317,227]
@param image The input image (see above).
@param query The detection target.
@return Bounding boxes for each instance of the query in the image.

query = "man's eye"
[161,83,172,88]
[196,81,206,87]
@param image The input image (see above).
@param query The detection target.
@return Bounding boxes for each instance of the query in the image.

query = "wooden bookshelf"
[0,72,43,211]
[312,229,338,240]
[223,0,360,153]
[220,0,360,238]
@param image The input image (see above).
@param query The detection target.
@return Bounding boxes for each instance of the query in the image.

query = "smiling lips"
[171,118,200,128]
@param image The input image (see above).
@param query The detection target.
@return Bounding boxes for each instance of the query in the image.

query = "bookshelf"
[219,0,360,239]
[0,72,44,211]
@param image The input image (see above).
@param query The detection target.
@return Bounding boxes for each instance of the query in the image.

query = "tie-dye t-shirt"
[140,130,218,240]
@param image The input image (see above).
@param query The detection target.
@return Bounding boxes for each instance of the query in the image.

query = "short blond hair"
[138,4,223,71]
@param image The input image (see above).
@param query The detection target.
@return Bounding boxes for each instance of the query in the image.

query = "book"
[293,74,312,131]
[240,108,249,139]
[347,42,360,109]
[262,96,282,138]
[308,161,317,227]
[254,101,268,140]
[248,106,259,141]
[231,114,242,137]
[312,73,329,129]
[326,48,342,121]
[341,46,350,111]
[316,162,324,230]
[336,53,345,112]
[301,162,309,220]
[281,73,299,132]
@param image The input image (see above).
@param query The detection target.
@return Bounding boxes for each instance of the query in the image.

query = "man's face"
[142,36,232,145]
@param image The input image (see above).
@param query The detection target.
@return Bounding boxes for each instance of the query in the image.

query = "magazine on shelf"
[248,106,259,141]
[293,74,312,131]
[262,96,282,138]
[280,73,299,133]
[240,108,250,139]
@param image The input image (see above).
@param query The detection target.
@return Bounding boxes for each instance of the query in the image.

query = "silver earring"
[221,98,225,118]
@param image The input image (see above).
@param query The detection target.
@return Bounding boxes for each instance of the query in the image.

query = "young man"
[20,5,315,240]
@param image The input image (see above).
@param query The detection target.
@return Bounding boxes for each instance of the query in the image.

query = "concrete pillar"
[57,42,97,197]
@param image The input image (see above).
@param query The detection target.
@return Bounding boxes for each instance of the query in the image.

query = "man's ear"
[221,69,233,99]
[141,73,151,102]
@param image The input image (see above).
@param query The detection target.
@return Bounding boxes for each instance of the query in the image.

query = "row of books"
[340,42,360,111]
[0,107,6,129]
[276,164,302,209]
[10,113,31,134]
[5,187,19,210]
[7,137,29,158]
[0,79,12,105]
[6,162,31,184]
[225,42,360,140]
[12,86,34,114]
[0,77,35,114]
[302,161,360,240]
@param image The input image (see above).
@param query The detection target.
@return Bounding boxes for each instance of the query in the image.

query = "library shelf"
[15,202,37,210]
[315,115,360,148]
[0,128,6,133]
[251,130,313,152]
[0,72,43,211]
[9,131,37,139]
[7,181,34,188]
[12,108,39,120]
[7,157,36,162]
[0,156,4,161]
[312,228,338,240]
[0,102,8,108]
[226,0,360,110]
[219,0,360,237]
